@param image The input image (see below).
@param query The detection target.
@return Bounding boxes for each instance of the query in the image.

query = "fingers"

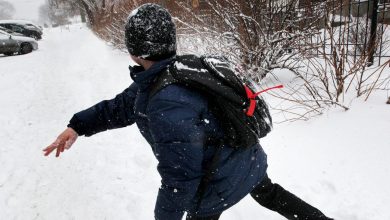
[43,139,60,152]
[55,145,61,157]
[43,140,58,156]
[43,129,78,158]
[43,138,65,157]
[43,144,57,156]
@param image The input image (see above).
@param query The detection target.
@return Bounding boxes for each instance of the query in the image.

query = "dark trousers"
[187,174,332,220]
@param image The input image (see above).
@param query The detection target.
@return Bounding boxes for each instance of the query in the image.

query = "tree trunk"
[80,7,86,23]
[80,1,94,25]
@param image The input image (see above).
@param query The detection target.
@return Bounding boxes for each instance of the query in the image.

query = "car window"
[10,25,23,32]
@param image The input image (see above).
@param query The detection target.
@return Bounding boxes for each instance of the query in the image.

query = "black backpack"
[150,54,280,149]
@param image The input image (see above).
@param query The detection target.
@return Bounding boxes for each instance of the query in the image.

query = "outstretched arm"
[68,83,138,136]
[43,83,138,157]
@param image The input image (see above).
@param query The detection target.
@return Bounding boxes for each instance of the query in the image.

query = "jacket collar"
[129,57,175,88]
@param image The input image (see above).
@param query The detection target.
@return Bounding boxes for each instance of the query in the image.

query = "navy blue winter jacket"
[68,57,268,219]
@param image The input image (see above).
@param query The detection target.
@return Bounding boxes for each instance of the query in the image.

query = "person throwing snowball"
[44,3,333,220]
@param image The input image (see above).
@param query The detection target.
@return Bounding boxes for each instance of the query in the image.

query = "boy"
[44,3,333,220]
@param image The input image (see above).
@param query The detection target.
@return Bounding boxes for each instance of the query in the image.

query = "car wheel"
[4,52,14,56]
[20,43,33,55]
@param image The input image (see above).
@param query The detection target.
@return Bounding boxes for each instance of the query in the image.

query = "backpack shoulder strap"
[148,67,178,100]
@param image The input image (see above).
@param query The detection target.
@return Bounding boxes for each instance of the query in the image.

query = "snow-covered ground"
[0,24,389,220]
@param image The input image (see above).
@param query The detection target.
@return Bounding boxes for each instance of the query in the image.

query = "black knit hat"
[125,3,176,61]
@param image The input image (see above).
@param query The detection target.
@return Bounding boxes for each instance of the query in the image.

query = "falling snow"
[0,23,389,220]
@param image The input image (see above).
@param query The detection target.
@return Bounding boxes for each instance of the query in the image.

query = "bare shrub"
[61,0,324,82]
[260,2,390,121]
[59,0,390,121]
[173,0,325,82]
[91,0,139,50]
[40,0,90,26]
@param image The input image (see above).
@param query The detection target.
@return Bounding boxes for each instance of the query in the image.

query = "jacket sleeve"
[67,83,138,136]
[147,92,206,220]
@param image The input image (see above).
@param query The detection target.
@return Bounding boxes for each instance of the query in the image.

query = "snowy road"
[0,24,389,220]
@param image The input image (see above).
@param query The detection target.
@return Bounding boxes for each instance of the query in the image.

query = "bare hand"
[43,128,78,157]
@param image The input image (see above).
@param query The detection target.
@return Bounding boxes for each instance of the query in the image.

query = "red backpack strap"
[244,85,284,116]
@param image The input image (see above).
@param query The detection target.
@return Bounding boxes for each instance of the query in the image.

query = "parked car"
[0,20,43,40]
[0,26,25,37]
[0,30,38,56]
[0,20,43,31]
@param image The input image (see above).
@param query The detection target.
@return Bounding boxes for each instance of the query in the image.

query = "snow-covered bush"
[174,0,326,82]
[63,0,324,81]
[59,0,390,121]
[266,10,390,121]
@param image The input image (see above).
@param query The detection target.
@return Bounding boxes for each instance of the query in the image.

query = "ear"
[130,55,143,65]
